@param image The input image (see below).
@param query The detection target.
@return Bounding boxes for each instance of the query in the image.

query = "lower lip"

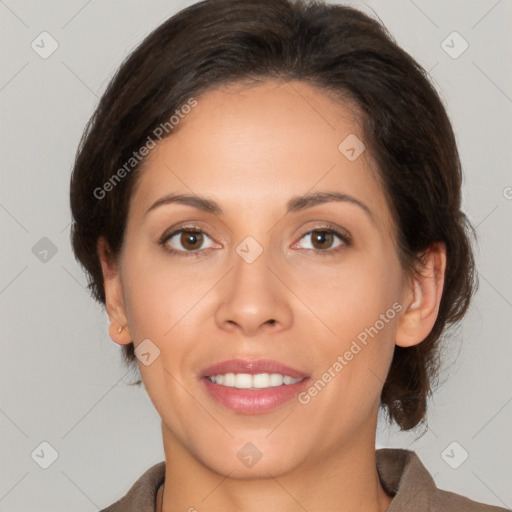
[202,377,310,414]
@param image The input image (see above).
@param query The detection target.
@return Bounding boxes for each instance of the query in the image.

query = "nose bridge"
[233,235,273,291]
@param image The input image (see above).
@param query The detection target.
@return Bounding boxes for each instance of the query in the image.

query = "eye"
[159,224,351,257]
[159,227,217,256]
[294,226,351,254]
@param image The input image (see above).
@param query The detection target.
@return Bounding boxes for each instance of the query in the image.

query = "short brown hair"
[69,0,477,431]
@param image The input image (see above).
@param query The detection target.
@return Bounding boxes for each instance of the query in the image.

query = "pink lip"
[200,358,310,414]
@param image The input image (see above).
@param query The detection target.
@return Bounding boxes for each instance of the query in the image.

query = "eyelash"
[158,223,352,258]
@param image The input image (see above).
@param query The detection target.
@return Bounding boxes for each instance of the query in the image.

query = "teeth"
[235,373,252,388]
[208,373,302,389]
[224,373,235,387]
[253,373,270,388]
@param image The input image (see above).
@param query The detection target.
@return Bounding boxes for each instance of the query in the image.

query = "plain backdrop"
[1,0,511,510]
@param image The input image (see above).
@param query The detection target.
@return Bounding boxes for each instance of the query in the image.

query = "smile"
[200,359,310,414]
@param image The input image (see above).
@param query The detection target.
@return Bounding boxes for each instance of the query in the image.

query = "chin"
[202,448,302,480]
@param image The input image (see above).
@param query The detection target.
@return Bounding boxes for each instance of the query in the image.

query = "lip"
[200,358,310,414]
[201,358,308,379]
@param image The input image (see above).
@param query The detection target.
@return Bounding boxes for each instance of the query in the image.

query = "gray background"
[1,0,511,510]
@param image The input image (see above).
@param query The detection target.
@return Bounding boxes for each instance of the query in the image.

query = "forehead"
[129,79,393,235]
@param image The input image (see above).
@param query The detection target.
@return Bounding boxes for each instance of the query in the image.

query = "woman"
[69,0,509,510]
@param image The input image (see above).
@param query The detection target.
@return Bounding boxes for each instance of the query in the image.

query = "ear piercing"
[117,326,124,333]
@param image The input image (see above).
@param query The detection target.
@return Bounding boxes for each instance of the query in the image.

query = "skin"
[98,79,446,512]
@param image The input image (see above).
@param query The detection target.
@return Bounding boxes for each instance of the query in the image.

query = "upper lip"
[201,358,308,379]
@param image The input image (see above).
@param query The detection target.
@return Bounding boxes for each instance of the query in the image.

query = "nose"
[214,245,293,336]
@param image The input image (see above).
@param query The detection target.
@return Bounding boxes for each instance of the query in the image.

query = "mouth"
[200,358,310,414]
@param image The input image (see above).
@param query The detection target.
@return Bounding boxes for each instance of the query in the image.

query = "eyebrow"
[144,191,374,223]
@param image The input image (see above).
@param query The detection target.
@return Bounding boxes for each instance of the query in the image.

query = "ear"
[97,236,132,345]
[395,242,447,348]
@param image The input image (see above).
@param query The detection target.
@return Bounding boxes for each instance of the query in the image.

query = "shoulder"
[376,448,510,512]
[99,461,166,512]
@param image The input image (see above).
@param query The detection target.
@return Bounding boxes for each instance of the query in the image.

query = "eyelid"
[159,220,221,243]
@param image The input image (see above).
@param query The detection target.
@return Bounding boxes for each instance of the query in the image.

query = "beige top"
[100,448,510,511]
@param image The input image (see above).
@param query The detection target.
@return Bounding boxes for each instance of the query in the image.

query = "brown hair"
[69,0,477,431]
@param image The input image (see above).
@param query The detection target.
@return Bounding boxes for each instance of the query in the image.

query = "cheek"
[121,248,209,341]
[298,250,401,332]
[294,248,401,383]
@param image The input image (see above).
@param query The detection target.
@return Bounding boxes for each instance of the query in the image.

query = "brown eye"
[310,230,335,250]
[180,231,204,250]
[295,227,350,255]
[161,228,216,255]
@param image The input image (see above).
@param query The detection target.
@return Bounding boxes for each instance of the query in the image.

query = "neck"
[160,424,393,512]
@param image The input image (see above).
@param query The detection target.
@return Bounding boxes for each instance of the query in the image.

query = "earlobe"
[395,242,447,348]
[97,236,132,345]
[107,320,132,346]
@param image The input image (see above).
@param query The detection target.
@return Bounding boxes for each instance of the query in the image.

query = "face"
[103,79,414,478]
